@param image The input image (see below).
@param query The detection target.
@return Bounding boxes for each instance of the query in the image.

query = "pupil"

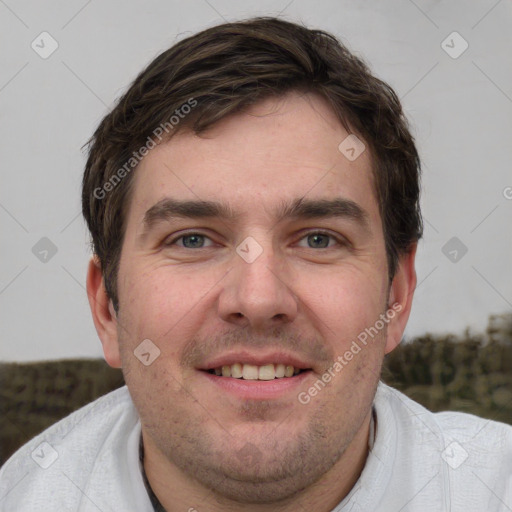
[309,234,328,248]
[183,235,203,248]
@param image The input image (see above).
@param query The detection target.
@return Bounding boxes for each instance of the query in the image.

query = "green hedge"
[382,334,512,425]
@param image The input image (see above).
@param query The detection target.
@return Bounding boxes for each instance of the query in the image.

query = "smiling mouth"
[204,363,311,380]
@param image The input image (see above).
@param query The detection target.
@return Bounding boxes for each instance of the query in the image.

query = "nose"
[217,240,299,329]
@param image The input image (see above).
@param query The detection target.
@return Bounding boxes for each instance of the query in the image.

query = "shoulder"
[2,385,135,460]
[373,381,512,508]
[0,386,141,511]
[376,380,512,446]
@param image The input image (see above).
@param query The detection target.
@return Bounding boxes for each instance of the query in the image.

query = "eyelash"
[164,230,347,249]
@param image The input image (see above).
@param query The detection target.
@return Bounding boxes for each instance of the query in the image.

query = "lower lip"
[198,370,313,400]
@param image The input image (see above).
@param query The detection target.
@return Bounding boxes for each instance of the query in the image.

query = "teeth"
[258,364,275,381]
[231,363,243,379]
[242,364,259,380]
[209,363,306,380]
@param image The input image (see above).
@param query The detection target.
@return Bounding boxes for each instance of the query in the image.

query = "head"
[84,17,422,505]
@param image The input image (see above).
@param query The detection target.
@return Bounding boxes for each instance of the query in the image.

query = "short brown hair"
[82,16,423,313]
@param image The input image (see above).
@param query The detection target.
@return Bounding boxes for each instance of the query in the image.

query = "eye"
[163,230,347,250]
[296,231,345,249]
[164,232,215,249]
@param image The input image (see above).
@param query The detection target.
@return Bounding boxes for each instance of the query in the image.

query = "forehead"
[126,92,380,230]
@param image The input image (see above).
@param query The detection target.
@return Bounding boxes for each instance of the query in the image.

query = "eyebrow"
[140,196,371,238]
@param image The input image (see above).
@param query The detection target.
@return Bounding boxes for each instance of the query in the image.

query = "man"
[1,16,511,512]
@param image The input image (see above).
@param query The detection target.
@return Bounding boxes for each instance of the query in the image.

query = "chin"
[174,428,343,505]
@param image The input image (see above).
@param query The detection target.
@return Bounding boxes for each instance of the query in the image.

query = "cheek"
[118,264,215,345]
[301,266,386,344]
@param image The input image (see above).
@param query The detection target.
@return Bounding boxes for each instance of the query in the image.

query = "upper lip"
[197,350,314,371]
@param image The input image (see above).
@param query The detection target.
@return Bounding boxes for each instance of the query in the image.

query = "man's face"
[92,91,414,503]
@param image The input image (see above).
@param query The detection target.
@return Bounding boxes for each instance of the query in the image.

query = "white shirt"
[1,381,511,511]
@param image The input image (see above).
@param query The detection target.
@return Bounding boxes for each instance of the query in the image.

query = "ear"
[384,242,418,354]
[86,255,121,368]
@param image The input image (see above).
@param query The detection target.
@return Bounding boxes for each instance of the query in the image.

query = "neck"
[141,408,374,512]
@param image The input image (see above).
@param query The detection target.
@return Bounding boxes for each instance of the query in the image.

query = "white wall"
[1,0,511,362]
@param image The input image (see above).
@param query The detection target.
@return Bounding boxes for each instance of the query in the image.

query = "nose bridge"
[218,232,298,326]
[238,236,281,291]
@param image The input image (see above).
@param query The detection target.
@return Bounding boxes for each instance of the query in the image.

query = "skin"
[87,91,417,511]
